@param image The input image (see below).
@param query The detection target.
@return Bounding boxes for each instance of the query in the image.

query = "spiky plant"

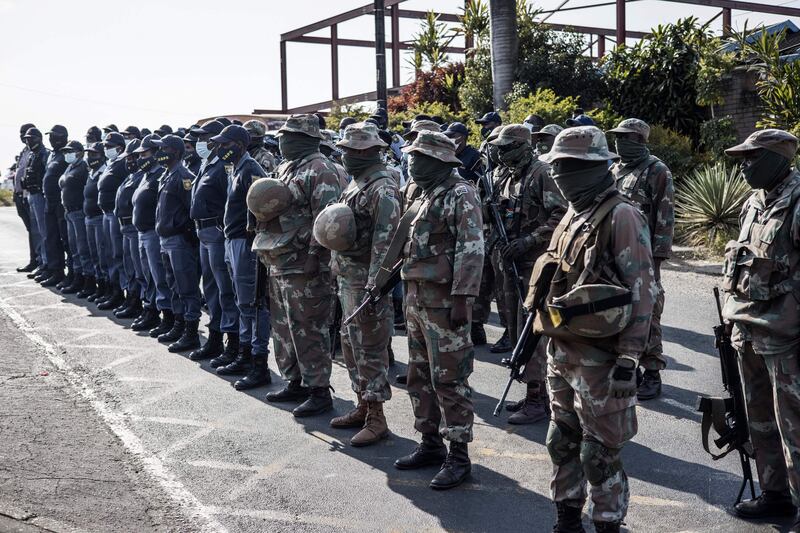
[676,163,752,251]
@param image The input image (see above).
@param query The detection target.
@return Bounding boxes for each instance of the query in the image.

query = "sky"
[0,0,797,165]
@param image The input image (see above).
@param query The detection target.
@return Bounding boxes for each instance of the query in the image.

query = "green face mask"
[552,159,614,212]
[615,138,649,163]
[279,132,320,162]
[498,142,532,168]
[342,150,382,178]
[408,153,454,190]
[536,142,551,154]
[742,150,791,190]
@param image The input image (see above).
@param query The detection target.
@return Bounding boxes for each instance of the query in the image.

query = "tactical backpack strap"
[375,196,425,279]
[343,167,394,204]
[549,292,633,323]
[561,193,624,264]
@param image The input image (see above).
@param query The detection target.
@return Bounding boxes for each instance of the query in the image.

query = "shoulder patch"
[454,184,470,196]
[182,178,192,191]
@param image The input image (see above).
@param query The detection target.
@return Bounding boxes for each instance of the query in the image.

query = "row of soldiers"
[9,108,800,531]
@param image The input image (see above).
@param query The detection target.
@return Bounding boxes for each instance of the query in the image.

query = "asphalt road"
[0,206,791,533]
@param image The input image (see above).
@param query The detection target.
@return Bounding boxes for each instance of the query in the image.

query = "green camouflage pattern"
[246,177,292,223]
[268,272,333,388]
[725,128,799,161]
[608,118,651,142]
[547,359,638,523]
[405,302,474,443]
[250,146,276,174]
[540,126,620,164]
[402,119,441,141]
[243,119,268,138]
[277,113,323,139]
[737,344,800,506]
[532,124,564,139]
[401,131,462,165]
[336,122,387,150]
[549,283,633,338]
[489,124,533,147]
[473,246,508,326]
[313,203,357,252]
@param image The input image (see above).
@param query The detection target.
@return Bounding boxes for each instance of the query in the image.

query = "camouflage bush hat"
[312,203,357,252]
[336,122,387,150]
[246,177,292,223]
[532,124,564,140]
[608,118,651,142]
[547,283,632,338]
[539,126,619,164]
[401,130,461,165]
[402,119,441,140]
[243,119,268,139]
[725,129,799,161]
[320,130,339,152]
[486,125,505,143]
[490,124,532,146]
[277,114,322,139]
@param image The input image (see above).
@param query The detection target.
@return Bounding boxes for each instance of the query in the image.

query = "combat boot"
[429,442,471,490]
[56,270,73,290]
[395,373,407,385]
[210,332,239,368]
[637,369,662,400]
[234,352,272,390]
[34,269,51,283]
[113,291,132,314]
[508,383,549,425]
[117,295,143,319]
[88,278,106,302]
[593,521,620,533]
[330,398,367,429]
[189,329,224,361]
[98,286,124,310]
[17,261,37,273]
[149,309,174,337]
[351,401,389,447]
[158,314,185,343]
[392,297,405,329]
[734,490,796,519]
[552,503,585,533]
[394,434,447,470]
[169,320,200,352]
[470,322,486,346]
[77,276,96,299]
[490,329,512,353]
[95,281,115,306]
[27,266,45,279]
[217,344,252,375]
[41,270,65,287]
[61,273,83,294]
[266,379,310,403]
[132,307,159,331]
[292,386,333,417]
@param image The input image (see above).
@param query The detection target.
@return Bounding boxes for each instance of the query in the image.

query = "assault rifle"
[252,257,268,338]
[342,259,403,327]
[696,287,755,505]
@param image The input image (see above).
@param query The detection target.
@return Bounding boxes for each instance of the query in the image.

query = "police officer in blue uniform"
[131,134,171,333]
[113,139,146,319]
[58,141,90,295]
[154,134,202,352]
[212,124,272,389]
[41,125,70,288]
[443,122,483,184]
[82,142,107,300]
[22,128,50,282]
[96,131,129,310]
[183,132,202,176]
[188,120,241,364]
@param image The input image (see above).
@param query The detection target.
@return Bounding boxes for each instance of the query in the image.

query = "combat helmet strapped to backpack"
[313,203,357,252]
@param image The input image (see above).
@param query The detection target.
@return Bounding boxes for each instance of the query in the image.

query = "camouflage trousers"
[738,343,800,506]
[640,281,665,372]
[406,300,474,443]
[268,272,333,389]
[501,261,547,386]
[547,358,638,523]
[473,247,507,327]
[338,283,392,402]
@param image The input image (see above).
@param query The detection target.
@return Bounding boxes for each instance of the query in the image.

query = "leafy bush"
[458,45,494,116]
[0,189,12,207]
[504,87,578,125]
[388,63,465,114]
[647,125,699,182]
[326,103,372,131]
[699,116,737,161]
[676,163,751,253]
[587,105,624,132]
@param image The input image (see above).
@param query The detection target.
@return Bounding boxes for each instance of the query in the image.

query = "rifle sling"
[549,292,633,323]
[372,197,424,291]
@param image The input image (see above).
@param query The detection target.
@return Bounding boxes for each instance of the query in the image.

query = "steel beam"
[280,40,288,112]
[616,0,626,48]
[331,24,339,101]
[391,4,400,87]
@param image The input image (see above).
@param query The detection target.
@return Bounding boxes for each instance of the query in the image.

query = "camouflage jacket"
[249,146,276,174]
[401,173,484,308]
[611,155,674,258]
[333,165,401,288]
[495,157,567,267]
[257,152,342,275]
[723,170,800,355]
[532,188,656,365]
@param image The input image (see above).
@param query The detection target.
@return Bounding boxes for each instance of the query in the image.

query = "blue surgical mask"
[64,153,77,164]
[104,147,118,160]
[195,141,211,160]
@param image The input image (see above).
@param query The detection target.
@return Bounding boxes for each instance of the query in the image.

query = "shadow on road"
[662,324,716,357]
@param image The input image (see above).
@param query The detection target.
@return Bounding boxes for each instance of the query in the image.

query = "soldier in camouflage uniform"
[532,124,563,157]
[489,124,567,425]
[314,122,401,446]
[722,130,800,531]
[243,119,276,174]
[256,114,342,417]
[608,118,675,401]
[392,131,484,491]
[531,126,655,533]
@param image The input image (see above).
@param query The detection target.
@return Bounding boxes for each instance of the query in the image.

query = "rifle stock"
[342,260,402,327]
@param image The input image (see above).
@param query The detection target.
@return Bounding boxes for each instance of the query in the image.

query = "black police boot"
[98,286,124,310]
[266,379,310,403]
[429,442,471,490]
[117,295,143,319]
[17,261,37,273]
[395,434,447,470]
[95,280,115,305]
[88,278,106,302]
[637,369,663,401]
[234,352,272,390]
[158,314,185,343]
[217,344,253,375]
[210,332,239,368]
[132,307,160,331]
[41,270,65,287]
[470,322,486,346]
[395,373,408,385]
[149,309,174,338]
[113,291,132,314]
[56,270,73,290]
[292,386,333,417]
[592,521,620,533]
[552,503,585,533]
[77,276,96,299]
[393,297,405,330]
[28,266,45,279]
[734,490,796,519]
[490,329,512,353]
[61,273,83,294]
[189,329,224,361]
[169,320,201,352]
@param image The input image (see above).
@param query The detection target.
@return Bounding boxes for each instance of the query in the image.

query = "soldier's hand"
[450,295,470,329]
[303,254,321,276]
[609,357,638,399]
[501,238,527,260]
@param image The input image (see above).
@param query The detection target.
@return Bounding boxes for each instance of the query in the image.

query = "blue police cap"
[103,132,126,148]
[475,112,501,125]
[190,120,225,137]
[151,134,185,154]
[210,125,250,147]
[444,122,469,138]
[133,133,162,154]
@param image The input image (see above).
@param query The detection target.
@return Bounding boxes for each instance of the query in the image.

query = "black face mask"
[552,159,614,213]
[156,149,179,166]
[125,158,137,173]
[25,139,40,150]
[138,156,155,172]
[218,144,242,163]
[741,150,792,190]
[481,126,493,139]
[87,157,104,170]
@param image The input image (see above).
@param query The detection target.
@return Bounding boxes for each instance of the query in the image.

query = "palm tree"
[488,0,518,110]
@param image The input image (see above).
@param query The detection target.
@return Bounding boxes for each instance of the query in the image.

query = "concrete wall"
[716,67,762,143]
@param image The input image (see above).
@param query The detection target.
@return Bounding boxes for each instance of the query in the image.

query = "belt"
[64,206,83,213]
[118,216,133,226]
[195,217,222,230]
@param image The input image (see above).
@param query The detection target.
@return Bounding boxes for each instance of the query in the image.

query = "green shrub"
[648,125,699,182]
[675,162,751,254]
[503,88,578,126]
[588,105,624,132]
[326,103,371,131]
[699,116,737,162]
[0,189,13,207]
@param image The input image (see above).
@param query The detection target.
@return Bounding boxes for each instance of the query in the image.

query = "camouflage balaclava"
[279,131,320,162]
[408,153,455,190]
[552,158,613,213]
[342,149,382,178]
[615,137,649,164]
